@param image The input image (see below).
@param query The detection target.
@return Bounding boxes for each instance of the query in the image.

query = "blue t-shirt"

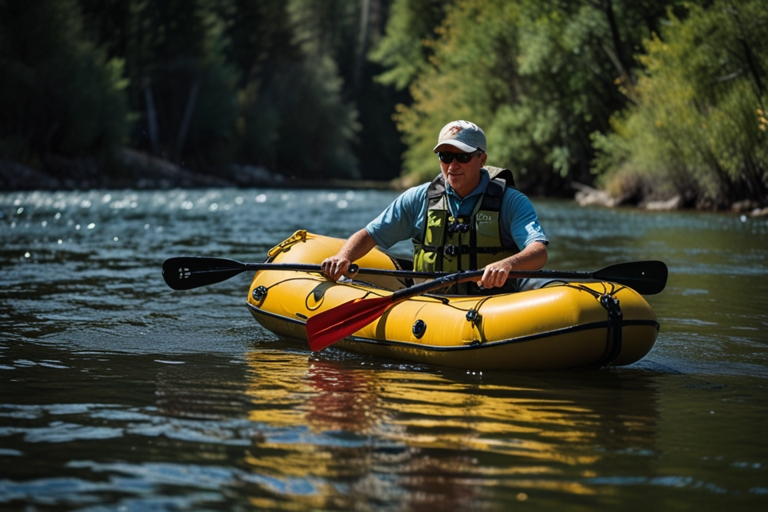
[365,169,548,251]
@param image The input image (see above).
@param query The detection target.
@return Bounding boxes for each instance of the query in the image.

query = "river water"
[1,188,767,510]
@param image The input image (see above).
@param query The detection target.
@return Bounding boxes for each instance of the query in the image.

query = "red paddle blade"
[306,295,395,352]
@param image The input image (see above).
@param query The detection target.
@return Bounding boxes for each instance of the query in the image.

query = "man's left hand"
[478,262,512,289]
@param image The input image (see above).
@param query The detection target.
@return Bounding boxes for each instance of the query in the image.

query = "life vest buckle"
[447,220,470,234]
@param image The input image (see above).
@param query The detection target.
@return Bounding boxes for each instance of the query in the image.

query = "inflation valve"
[251,286,268,303]
[412,319,427,339]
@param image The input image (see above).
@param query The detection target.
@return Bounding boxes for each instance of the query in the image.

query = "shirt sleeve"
[364,184,428,249]
[501,188,548,250]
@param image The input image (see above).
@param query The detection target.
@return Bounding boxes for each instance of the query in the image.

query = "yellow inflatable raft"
[246,231,660,371]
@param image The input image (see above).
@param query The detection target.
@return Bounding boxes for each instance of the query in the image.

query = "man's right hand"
[320,229,378,282]
[321,256,353,282]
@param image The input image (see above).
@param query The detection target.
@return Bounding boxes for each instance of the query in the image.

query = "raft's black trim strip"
[346,319,658,351]
[247,302,659,352]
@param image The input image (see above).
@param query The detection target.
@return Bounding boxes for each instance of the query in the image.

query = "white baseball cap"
[433,120,486,153]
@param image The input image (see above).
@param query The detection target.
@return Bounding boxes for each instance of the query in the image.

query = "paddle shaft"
[389,260,667,298]
[162,257,358,290]
[164,256,667,295]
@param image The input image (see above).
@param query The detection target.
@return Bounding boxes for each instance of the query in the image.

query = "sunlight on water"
[1,189,767,510]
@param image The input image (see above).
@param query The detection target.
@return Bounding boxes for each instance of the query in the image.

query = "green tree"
[369,0,447,91]
[79,0,240,168]
[383,0,683,193]
[0,0,129,167]
[80,0,368,179]
[224,0,360,179]
[594,0,768,208]
[278,0,405,180]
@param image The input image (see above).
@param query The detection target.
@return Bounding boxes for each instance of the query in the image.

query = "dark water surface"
[1,188,767,511]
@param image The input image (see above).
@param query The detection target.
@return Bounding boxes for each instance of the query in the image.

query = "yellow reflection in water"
[242,349,658,505]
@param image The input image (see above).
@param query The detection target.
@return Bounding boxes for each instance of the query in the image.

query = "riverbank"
[573,182,768,217]
[0,149,396,193]
[2,151,767,216]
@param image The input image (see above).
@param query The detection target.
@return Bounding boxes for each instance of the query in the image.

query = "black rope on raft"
[553,282,626,369]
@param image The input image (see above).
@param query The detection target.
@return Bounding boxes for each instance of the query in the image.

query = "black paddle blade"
[162,257,247,290]
[594,260,668,295]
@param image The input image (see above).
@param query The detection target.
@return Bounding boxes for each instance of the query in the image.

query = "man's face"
[435,145,488,198]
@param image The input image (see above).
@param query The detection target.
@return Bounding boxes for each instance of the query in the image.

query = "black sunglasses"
[437,151,483,164]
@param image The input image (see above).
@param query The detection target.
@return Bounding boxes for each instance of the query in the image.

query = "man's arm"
[478,241,548,289]
[321,229,378,281]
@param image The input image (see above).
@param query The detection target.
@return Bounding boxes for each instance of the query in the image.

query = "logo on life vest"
[476,212,493,225]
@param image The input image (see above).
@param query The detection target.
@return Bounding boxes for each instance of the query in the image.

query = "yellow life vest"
[413,167,519,293]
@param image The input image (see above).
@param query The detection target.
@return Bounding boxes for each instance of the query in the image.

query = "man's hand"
[321,256,354,282]
[478,261,512,289]
[320,229,378,282]
[477,241,548,289]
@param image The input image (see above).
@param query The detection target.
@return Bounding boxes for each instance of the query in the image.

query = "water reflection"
[241,350,660,507]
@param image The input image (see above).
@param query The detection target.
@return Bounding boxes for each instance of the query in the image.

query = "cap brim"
[433,140,477,153]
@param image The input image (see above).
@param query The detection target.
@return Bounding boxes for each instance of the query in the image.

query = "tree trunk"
[144,84,159,155]
[175,77,201,163]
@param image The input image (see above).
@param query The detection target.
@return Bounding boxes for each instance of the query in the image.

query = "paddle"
[305,260,668,352]
[162,256,459,291]
[163,256,668,293]
[163,257,351,290]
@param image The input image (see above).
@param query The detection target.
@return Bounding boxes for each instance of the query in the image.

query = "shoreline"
[2,152,766,217]
[572,182,768,217]
[0,149,400,193]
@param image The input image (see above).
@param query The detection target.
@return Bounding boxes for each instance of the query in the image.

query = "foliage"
[3,0,765,203]
[286,0,406,180]
[4,0,393,180]
[392,0,507,184]
[593,0,768,207]
[78,0,241,168]
[237,55,360,179]
[0,0,129,165]
[385,0,687,193]
[369,0,447,91]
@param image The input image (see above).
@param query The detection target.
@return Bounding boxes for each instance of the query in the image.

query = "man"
[322,120,548,292]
